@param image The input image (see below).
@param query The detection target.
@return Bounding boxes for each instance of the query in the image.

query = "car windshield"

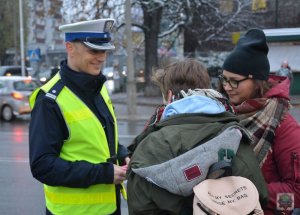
[5,68,21,76]
[13,80,39,91]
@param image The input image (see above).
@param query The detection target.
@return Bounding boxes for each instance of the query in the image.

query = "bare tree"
[62,0,258,95]
[182,0,257,54]
[0,0,29,65]
[65,0,118,21]
[137,1,163,95]
[0,1,16,64]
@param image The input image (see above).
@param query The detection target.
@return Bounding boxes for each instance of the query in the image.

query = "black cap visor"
[73,37,115,51]
[82,41,115,51]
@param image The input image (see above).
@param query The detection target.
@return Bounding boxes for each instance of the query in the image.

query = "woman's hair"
[254,80,272,97]
[218,79,272,99]
[152,58,211,100]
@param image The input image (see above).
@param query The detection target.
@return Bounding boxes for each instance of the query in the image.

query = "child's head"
[152,58,210,102]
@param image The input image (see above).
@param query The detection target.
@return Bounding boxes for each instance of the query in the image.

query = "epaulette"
[45,79,65,101]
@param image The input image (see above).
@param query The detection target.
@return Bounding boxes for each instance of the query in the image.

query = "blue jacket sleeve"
[29,92,114,188]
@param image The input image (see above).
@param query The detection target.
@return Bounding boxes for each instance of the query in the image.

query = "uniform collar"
[60,60,106,95]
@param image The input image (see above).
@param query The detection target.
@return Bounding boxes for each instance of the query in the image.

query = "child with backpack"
[127,59,268,215]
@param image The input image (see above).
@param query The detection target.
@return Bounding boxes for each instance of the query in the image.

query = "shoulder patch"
[45,79,65,101]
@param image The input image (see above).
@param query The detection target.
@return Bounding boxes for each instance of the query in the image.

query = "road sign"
[28,48,41,61]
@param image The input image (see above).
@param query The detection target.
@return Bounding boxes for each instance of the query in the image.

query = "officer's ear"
[65,41,76,55]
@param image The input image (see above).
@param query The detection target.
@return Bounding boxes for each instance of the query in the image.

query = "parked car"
[102,67,120,93]
[102,67,126,93]
[0,76,40,121]
[0,65,28,76]
[38,69,52,84]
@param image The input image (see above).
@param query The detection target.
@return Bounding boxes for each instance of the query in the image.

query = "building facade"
[27,0,66,74]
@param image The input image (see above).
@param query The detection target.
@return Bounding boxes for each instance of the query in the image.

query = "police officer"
[29,18,130,215]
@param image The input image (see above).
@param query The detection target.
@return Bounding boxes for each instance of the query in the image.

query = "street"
[0,115,151,215]
[0,120,44,214]
[0,102,299,215]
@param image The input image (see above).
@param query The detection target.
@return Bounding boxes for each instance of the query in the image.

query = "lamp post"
[125,0,137,119]
[275,0,279,27]
[19,0,26,76]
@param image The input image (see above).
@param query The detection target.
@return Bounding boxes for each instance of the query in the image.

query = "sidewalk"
[110,92,162,107]
[111,92,300,107]
[292,95,300,106]
[110,92,300,122]
[110,92,162,121]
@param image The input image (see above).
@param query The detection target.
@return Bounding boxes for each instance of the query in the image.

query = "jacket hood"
[162,95,226,119]
[129,113,248,171]
[265,75,290,100]
[132,126,242,196]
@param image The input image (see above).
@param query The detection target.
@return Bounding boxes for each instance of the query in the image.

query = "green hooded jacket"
[127,112,268,215]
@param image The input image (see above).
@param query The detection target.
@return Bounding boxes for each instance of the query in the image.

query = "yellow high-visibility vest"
[30,73,118,215]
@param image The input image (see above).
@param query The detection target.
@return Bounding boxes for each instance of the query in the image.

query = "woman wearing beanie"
[219,28,300,214]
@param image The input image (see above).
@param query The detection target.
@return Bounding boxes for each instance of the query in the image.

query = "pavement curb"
[112,100,161,107]
[112,97,300,106]
[117,115,150,121]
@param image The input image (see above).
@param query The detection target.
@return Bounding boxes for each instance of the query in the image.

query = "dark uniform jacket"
[29,60,128,214]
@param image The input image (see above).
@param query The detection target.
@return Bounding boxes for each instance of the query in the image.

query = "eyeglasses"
[218,75,249,89]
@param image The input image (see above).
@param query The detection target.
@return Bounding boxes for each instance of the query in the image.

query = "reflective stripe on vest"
[45,185,115,204]
[30,73,118,215]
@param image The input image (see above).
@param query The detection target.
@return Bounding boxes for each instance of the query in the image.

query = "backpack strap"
[206,160,232,179]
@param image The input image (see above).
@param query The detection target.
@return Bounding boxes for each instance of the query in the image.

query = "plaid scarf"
[144,89,235,130]
[180,89,236,113]
[235,97,290,166]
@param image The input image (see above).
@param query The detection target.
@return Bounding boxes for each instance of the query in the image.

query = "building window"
[252,0,267,12]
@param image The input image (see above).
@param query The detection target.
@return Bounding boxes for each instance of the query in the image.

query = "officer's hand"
[113,164,127,184]
[124,156,130,165]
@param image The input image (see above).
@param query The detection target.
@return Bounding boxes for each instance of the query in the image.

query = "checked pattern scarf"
[144,89,235,129]
[235,97,290,166]
[180,89,236,113]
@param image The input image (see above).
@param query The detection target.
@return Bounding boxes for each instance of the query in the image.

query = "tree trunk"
[142,4,163,96]
[183,28,198,58]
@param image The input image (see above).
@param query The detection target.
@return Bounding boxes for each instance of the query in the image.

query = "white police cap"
[59,18,115,51]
